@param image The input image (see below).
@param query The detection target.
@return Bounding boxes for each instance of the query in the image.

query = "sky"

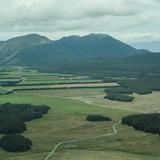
[0,0,160,43]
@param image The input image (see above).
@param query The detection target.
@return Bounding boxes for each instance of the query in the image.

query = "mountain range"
[0,33,159,77]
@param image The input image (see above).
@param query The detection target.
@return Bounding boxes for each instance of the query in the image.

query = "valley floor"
[0,88,160,160]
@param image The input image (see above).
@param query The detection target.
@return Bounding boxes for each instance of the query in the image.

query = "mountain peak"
[0,33,51,63]
[60,33,111,41]
[7,33,50,42]
[60,35,80,40]
[84,33,110,38]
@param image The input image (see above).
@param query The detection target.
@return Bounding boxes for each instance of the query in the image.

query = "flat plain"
[0,68,160,160]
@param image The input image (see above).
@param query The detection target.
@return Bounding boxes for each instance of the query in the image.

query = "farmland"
[0,67,160,160]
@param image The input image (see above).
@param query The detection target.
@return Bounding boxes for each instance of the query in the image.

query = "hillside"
[0,41,4,45]
[48,53,160,78]
[0,34,50,63]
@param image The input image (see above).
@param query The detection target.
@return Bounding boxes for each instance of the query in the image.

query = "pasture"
[0,68,160,160]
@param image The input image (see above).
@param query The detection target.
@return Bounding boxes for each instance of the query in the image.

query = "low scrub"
[105,93,134,102]
[86,114,111,122]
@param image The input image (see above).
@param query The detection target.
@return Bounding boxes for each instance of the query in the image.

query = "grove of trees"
[0,135,32,152]
[105,93,134,102]
[86,114,111,122]
[122,113,160,135]
[0,103,50,152]
[104,87,133,94]
[0,103,49,134]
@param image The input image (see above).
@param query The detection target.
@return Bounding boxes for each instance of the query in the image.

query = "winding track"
[44,120,121,160]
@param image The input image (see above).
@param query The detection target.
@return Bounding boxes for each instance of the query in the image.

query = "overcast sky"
[0,0,160,43]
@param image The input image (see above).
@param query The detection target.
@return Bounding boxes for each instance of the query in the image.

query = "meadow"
[0,67,160,160]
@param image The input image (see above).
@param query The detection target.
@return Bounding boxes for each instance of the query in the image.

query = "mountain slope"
[51,52,160,78]
[0,34,50,63]
[0,41,4,48]
[9,33,141,68]
[0,41,4,45]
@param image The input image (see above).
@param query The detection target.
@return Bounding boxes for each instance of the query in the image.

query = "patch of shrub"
[104,86,133,94]
[0,135,32,152]
[103,78,116,83]
[0,79,22,86]
[105,93,134,102]
[122,113,160,135]
[132,88,152,95]
[86,114,111,122]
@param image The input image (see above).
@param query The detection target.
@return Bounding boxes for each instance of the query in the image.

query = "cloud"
[0,0,160,42]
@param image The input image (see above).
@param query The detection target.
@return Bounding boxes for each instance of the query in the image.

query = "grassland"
[3,82,118,91]
[21,88,160,113]
[0,68,160,160]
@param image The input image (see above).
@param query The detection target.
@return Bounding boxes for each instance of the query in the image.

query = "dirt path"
[44,120,121,160]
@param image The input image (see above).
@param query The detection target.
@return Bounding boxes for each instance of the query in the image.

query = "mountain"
[132,41,160,52]
[1,33,160,78]
[8,33,141,68]
[52,33,140,57]
[0,34,50,63]
[0,41,4,46]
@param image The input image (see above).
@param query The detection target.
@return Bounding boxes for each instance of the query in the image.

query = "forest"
[122,113,160,135]
[0,103,50,152]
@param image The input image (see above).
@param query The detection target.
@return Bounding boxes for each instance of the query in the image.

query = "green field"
[0,68,160,160]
